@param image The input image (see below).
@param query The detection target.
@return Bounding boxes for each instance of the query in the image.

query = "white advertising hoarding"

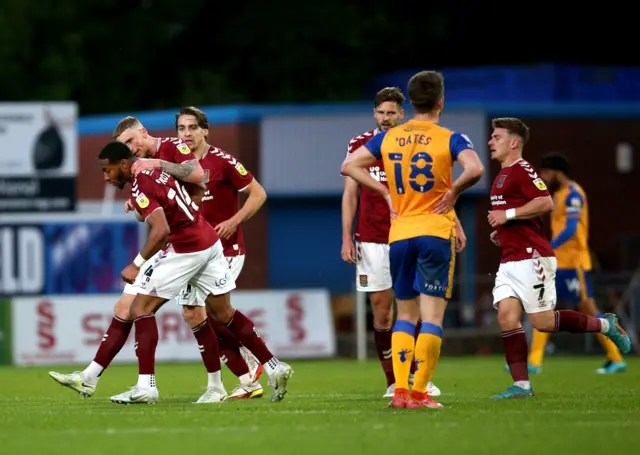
[0,102,78,212]
[11,289,335,366]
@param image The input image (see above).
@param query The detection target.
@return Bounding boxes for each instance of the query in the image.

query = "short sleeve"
[518,163,550,201]
[171,141,197,164]
[449,132,474,161]
[222,155,255,191]
[565,189,584,218]
[364,131,387,160]
[131,175,162,220]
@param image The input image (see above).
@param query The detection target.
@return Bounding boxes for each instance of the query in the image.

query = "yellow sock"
[528,329,550,368]
[391,320,416,391]
[596,333,624,363]
[412,324,442,394]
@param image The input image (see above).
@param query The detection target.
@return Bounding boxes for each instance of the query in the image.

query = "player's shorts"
[556,268,594,304]
[389,235,455,300]
[493,256,557,314]
[356,242,392,292]
[128,240,236,302]
[178,254,245,306]
[122,250,163,296]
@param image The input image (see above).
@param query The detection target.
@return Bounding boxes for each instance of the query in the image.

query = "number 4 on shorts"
[533,283,545,301]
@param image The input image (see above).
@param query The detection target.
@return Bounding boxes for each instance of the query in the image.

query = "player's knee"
[114,294,135,320]
[529,311,556,332]
[182,306,206,328]
[496,308,520,330]
[370,291,393,327]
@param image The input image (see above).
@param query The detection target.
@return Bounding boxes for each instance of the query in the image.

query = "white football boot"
[268,362,294,402]
[228,382,264,400]
[241,347,264,382]
[110,386,159,404]
[193,387,227,404]
[49,371,96,398]
[427,382,441,397]
[384,383,395,398]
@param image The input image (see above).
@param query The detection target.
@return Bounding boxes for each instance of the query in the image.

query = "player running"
[487,117,631,399]
[524,152,625,374]
[176,106,269,399]
[341,87,441,399]
[342,71,484,409]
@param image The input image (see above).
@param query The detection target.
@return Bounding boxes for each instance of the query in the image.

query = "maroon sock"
[502,327,529,382]
[93,316,133,372]
[373,325,394,386]
[553,310,601,333]
[134,315,158,375]
[192,319,222,373]
[226,310,274,365]
[410,320,423,375]
[208,317,250,377]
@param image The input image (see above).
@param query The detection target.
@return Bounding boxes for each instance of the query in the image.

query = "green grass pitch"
[0,356,638,455]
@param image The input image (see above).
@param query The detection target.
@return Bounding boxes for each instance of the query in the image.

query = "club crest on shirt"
[497,174,507,188]
[177,143,190,155]
[359,274,368,287]
[203,169,210,183]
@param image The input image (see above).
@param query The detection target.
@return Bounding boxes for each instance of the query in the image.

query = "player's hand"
[432,189,458,214]
[384,194,398,220]
[124,200,135,212]
[341,238,356,264]
[455,224,467,253]
[490,230,501,247]
[121,263,140,284]
[488,210,508,228]
[215,219,238,240]
[131,158,160,176]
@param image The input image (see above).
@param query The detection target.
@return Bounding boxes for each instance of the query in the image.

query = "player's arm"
[550,191,583,249]
[137,208,171,262]
[450,134,484,196]
[232,179,267,224]
[341,133,393,212]
[159,159,204,185]
[434,133,484,214]
[341,176,359,263]
[508,195,554,220]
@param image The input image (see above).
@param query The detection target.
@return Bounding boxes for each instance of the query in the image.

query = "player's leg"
[407,235,454,409]
[110,293,168,404]
[179,282,261,400]
[356,242,395,396]
[48,284,138,397]
[575,270,625,373]
[195,243,292,402]
[387,239,420,408]
[179,288,228,403]
[227,255,265,381]
[528,268,577,372]
[524,259,630,354]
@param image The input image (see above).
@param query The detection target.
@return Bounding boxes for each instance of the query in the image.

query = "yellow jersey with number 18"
[364,120,475,244]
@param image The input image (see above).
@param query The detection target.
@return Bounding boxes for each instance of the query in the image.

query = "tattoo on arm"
[159,159,196,181]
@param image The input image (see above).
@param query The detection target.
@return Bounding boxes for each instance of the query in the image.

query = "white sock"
[137,374,156,389]
[82,361,104,384]
[238,373,252,385]
[514,380,531,389]
[207,371,223,389]
[599,318,610,333]
[263,357,280,376]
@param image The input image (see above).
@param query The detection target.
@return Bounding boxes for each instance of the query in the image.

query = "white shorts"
[122,250,163,296]
[356,242,392,292]
[127,240,236,302]
[178,254,245,307]
[493,256,557,314]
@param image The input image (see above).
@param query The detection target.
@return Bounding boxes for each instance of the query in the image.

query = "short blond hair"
[112,116,143,139]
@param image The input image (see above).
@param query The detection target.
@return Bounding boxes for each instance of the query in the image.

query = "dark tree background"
[0,0,634,115]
